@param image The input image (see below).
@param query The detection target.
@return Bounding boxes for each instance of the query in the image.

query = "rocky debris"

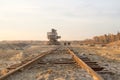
[72,46,120,80]
[5,64,93,80]
[4,47,93,80]
[34,64,93,80]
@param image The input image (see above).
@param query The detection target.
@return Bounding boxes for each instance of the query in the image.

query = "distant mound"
[107,40,120,47]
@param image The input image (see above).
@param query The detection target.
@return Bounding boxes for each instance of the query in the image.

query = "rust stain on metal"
[67,48,104,80]
[0,48,58,80]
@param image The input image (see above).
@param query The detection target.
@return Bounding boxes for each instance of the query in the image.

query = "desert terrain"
[72,43,120,80]
[0,41,120,80]
[0,41,55,74]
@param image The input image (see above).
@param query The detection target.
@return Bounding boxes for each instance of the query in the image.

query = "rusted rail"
[67,48,104,80]
[0,48,58,80]
[0,46,105,80]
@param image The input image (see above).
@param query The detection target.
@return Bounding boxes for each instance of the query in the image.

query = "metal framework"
[47,29,61,45]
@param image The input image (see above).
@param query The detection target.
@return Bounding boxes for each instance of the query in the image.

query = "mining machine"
[47,29,61,45]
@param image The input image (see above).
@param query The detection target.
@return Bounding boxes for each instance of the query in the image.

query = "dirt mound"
[107,40,120,47]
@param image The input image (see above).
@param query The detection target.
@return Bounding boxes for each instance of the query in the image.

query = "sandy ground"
[4,47,93,80]
[5,64,93,80]
[71,45,120,80]
[0,45,56,71]
[1,43,120,80]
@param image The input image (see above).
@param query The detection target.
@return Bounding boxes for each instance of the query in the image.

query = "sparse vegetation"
[81,32,120,45]
[93,32,120,44]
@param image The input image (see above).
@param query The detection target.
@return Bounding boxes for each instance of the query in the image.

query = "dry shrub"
[0,69,8,75]
[10,52,25,61]
[47,69,52,74]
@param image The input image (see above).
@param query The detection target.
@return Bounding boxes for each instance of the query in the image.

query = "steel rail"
[67,48,104,80]
[0,48,58,80]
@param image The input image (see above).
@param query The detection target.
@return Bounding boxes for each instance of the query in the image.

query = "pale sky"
[0,0,120,40]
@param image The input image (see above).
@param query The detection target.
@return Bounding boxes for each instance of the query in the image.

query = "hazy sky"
[0,0,120,40]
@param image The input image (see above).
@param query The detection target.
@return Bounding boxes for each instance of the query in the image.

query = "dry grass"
[0,68,8,75]
[0,50,20,60]
[85,47,120,62]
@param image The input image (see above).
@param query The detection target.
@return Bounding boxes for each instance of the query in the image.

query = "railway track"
[67,48,104,80]
[0,47,59,80]
[0,46,107,80]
